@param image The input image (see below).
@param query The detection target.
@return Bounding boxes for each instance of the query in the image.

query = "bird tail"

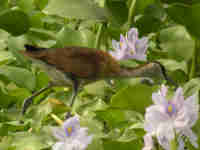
[24,44,46,52]
[20,45,47,59]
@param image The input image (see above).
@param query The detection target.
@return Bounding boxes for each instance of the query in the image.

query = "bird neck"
[110,63,164,79]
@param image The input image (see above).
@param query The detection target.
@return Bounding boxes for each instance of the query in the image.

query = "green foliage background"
[0,0,199,150]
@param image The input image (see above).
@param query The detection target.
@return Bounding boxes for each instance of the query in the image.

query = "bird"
[20,45,176,118]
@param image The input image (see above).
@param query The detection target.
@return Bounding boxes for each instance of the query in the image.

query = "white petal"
[68,138,91,150]
[63,115,80,129]
[172,87,184,110]
[52,142,65,150]
[142,134,154,150]
[184,94,199,127]
[174,107,190,129]
[175,93,199,129]
[152,86,168,105]
[76,128,88,138]
[126,28,138,42]
[77,128,93,145]
[156,123,175,150]
[160,85,168,97]
[120,34,128,50]
[52,127,66,141]
[79,135,93,150]
[144,105,169,133]
[135,37,148,54]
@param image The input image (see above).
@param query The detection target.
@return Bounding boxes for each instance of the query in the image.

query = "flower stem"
[94,23,103,49]
[170,139,177,150]
[127,0,136,28]
[51,113,63,126]
[189,38,200,79]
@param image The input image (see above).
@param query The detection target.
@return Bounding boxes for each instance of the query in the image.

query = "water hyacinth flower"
[109,28,148,61]
[52,115,93,150]
[143,85,199,150]
[109,34,128,60]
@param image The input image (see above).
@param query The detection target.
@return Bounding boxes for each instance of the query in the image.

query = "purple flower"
[143,85,199,150]
[109,34,128,60]
[52,115,93,150]
[109,28,148,61]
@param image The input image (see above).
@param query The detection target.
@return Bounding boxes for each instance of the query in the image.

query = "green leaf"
[158,59,188,73]
[0,88,16,108]
[17,0,35,13]
[158,59,188,84]
[111,84,157,113]
[56,27,84,47]
[87,138,104,150]
[105,0,128,26]
[166,3,200,39]
[35,71,50,90]
[29,11,45,28]
[183,78,200,98]
[34,0,49,10]
[0,29,9,50]
[0,65,36,91]
[144,4,165,20]
[0,9,30,36]
[8,87,32,105]
[96,108,143,128]
[80,114,104,138]
[7,36,30,68]
[161,0,200,5]
[12,132,49,150]
[0,136,13,149]
[0,0,9,10]
[79,29,96,48]
[103,139,143,150]
[159,25,195,61]
[135,14,162,35]
[27,28,56,40]
[135,0,155,15]
[0,51,15,65]
[0,121,27,136]
[84,80,108,96]
[168,70,188,85]
[44,0,107,20]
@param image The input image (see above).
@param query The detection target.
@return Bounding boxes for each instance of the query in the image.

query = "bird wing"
[22,46,120,78]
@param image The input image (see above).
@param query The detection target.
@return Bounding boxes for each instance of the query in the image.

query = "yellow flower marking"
[168,105,173,113]
[130,49,134,55]
[120,42,123,48]
[67,127,73,135]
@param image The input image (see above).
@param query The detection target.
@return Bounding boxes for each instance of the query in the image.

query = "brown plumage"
[20,45,176,117]
[20,46,121,79]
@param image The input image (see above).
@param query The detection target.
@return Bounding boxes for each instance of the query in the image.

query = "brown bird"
[20,45,176,118]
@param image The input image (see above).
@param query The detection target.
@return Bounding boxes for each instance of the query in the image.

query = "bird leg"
[65,76,79,119]
[153,61,178,89]
[22,83,53,115]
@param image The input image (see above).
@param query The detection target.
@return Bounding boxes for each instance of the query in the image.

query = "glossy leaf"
[44,0,108,20]
[159,26,195,61]
[105,0,128,25]
[0,66,36,91]
[103,139,143,150]
[166,3,200,39]
[111,84,157,113]
[0,10,30,36]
